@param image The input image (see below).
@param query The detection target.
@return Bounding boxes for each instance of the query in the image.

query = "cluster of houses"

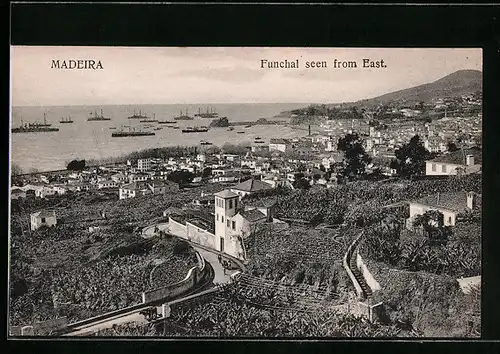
[166,178,280,260]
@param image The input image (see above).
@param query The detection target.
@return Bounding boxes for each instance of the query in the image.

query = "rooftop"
[31,210,56,218]
[428,147,482,165]
[214,190,239,199]
[239,208,267,222]
[231,179,273,193]
[410,191,479,212]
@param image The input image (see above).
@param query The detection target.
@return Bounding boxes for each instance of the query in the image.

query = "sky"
[10,47,482,106]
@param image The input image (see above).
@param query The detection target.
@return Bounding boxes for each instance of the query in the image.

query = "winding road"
[63,223,240,336]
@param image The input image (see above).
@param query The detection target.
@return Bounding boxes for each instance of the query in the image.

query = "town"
[9,92,482,337]
[9,57,483,338]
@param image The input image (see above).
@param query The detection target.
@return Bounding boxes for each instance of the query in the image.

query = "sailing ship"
[195,106,219,119]
[174,109,194,120]
[128,109,148,119]
[88,109,111,121]
[60,116,74,124]
[12,118,59,133]
[112,126,155,137]
[140,113,159,123]
[182,126,209,133]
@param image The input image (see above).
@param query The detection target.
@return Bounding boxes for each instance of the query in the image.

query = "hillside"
[357,69,482,106]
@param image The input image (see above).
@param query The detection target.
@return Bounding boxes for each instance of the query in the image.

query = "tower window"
[216,213,219,221]
[222,216,224,223]
[229,199,233,209]
[227,219,230,227]
[232,221,236,230]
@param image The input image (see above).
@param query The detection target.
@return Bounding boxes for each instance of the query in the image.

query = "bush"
[172,240,190,256]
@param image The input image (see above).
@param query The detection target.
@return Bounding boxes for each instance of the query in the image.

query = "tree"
[447,141,459,152]
[11,163,23,176]
[412,210,451,244]
[390,135,430,178]
[337,133,371,181]
[67,159,86,171]
[293,178,310,190]
[201,167,212,178]
[167,170,194,186]
[209,117,229,128]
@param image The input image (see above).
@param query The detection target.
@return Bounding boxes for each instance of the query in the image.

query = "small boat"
[154,127,163,131]
[158,120,178,124]
[172,126,180,130]
[237,131,245,134]
[109,127,117,130]
[200,140,213,145]
[255,136,262,140]
[60,116,74,124]
[140,113,159,123]
[244,124,252,128]
[112,126,155,137]
[254,140,265,144]
[227,127,235,131]
[182,126,209,133]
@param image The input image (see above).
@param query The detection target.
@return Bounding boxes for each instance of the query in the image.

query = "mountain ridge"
[355,69,482,106]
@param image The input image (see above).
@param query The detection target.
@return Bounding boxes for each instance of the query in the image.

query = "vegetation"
[390,135,432,178]
[368,261,480,337]
[67,159,86,171]
[209,117,229,127]
[167,171,194,186]
[221,143,249,155]
[273,174,481,226]
[11,163,23,176]
[9,189,209,326]
[337,133,371,181]
[245,224,355,290]
[94,284,409,337]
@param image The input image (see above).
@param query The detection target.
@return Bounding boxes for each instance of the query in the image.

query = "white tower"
[214,190,239,253]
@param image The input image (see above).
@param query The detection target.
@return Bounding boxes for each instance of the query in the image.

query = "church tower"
[214,190,239,253]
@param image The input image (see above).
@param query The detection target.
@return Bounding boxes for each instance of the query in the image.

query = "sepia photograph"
[9,46,482,338]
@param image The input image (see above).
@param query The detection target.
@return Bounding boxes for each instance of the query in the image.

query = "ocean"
[11,103,309,173]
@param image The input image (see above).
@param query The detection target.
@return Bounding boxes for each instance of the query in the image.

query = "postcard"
[9,46,482,338]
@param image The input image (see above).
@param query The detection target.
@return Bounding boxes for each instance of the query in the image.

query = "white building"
[426,148,482,176]
[35,186,57,199]
[230,179,273,198]
[137,158,151,172]
[269,138,292,153]
[119,180,178,200]
[407,191,479,229]
[30,210,57,231]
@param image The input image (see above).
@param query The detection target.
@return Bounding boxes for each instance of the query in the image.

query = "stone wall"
[356,253,382,292]
[168,217,188,238]
[142,251,207,303]
[186,222,215,249]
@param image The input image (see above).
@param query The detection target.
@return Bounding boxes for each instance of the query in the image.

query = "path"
[142,222,239,284]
